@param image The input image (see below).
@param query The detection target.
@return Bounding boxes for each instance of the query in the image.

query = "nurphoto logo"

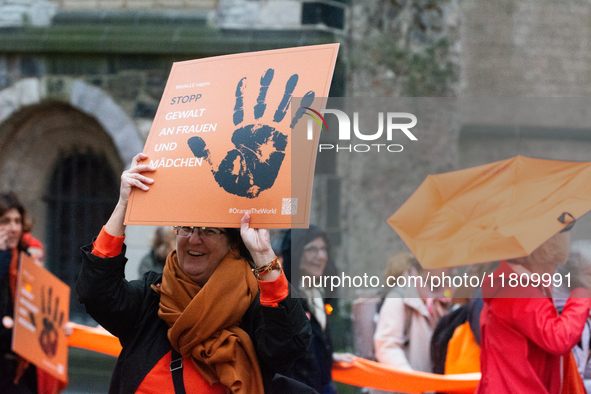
[305,108,418,153]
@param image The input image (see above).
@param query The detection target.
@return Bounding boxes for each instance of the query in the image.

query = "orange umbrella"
[388,156,591,269]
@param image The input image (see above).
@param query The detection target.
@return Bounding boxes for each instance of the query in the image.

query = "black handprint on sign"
[38,286,63,358]
[188,68,315,198]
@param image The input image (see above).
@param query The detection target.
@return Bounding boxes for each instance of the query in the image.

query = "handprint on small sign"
[38,286,63,358]
[188,68,315,198]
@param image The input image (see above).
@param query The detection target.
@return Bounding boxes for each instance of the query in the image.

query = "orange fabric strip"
[67,323,122,357]
[258,271,288,307]
[91,226,125,258]
[332,356,480,393]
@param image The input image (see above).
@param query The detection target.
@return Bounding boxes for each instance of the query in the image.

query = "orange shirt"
[135,351,225,394]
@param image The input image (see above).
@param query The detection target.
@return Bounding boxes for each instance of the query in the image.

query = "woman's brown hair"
[223,228,254,267]
[0,192,31,251]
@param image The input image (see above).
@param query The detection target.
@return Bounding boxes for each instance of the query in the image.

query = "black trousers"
[0,352,38,394]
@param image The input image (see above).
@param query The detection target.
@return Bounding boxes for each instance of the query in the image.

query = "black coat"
[279,295,335,394]
[76,243,314,394]
[280,227,337,393]
[0,250,38,393]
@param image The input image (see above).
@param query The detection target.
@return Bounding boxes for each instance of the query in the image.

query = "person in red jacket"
[476,230,591,394]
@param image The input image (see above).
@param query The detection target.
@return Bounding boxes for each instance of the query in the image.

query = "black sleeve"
[0,251,13,354]
[76,243,146,341]
[0,250,11,283]
[0,281,13,355]
[244,285,312,374]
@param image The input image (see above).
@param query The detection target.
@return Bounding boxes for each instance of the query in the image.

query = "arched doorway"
[0,101,124,323]
[45,151,119,322]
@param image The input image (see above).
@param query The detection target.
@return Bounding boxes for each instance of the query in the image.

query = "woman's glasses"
[173,226,226,238]
[303,245,328,256]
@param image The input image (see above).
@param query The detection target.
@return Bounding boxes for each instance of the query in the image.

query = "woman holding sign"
[0,192,38,393]
[0,192,64,394]
[76,153,314,394]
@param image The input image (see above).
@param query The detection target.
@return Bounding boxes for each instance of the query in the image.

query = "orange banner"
[63,326,481,394]
[13,255,70,382]
[332,356,480,394]
[66,322,122,357]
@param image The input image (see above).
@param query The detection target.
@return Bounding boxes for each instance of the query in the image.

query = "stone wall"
[0,54,171,140]
[330,0,591,289]
[323,0,462,289]
[0,50,163,281]
[0,6,344,282]
[0,75,152,279]
[5,0,591,295]
[459,0,591,243]
[348,0,461,98]
[461,0,591,97]
[52,0,215,11]
[0,0,58,27]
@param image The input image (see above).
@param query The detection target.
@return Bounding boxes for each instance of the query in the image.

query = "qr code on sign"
[282,198,297,215]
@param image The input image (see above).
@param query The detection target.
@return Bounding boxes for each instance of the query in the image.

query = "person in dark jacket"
[76,153,313,394]
[0,192,38,393]
[281,226,339,394]
[0,192,66,394]
[137,226,176,277]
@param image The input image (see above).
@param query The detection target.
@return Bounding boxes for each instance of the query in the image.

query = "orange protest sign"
[12,254,69,382]
[125,44,339,228]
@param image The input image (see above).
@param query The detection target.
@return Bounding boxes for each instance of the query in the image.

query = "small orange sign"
[12,254,69,382]
[125,43,339,228]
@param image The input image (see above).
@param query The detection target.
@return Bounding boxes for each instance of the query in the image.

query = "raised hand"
[119,153,156,206]
[240,212,272,259]
[0,227,9,251]
[188,68,315,198]
[105,152,156,237]
[240,212,279,281]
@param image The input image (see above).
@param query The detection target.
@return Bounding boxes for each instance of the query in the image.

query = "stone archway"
[0,77,156,284]
[0,101,124,245]
[0,76,145,235]
[0,77,144,167]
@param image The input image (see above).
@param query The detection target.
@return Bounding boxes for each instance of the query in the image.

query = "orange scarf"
[156,250,264,394]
